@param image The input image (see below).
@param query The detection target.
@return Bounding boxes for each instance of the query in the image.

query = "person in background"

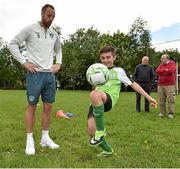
[133,56,155,112]
[156,54,176,118]
[8,4,62,155]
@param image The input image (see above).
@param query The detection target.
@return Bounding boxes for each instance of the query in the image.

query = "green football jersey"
[96,66,133,107]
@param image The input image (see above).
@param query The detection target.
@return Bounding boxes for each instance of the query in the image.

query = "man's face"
[161,54,168,64]
[100,52,115,68]
[142,57,149,65]
[41,7,55,28]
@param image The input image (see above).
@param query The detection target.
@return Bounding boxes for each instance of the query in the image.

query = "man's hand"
[23,62,38,73]
[51,64,61,74]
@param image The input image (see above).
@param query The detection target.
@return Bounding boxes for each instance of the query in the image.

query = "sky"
[0,0,180,51]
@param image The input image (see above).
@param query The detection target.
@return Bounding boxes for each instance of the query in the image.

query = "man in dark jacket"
[133,56,155,112]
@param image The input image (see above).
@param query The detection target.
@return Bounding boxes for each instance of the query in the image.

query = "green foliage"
[162,49,180,62]
[60,27,101,90]
[0,90,180,167]
[0,16,180,90]
[128,16,152,61]
[52,24,62,37]
[0,44,26,89]
[100,31,137,73]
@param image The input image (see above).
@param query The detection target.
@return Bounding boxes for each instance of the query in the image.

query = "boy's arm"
[131,82,157,107]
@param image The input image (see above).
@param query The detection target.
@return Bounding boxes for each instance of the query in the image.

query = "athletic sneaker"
[90,130,106,146]
[97,149,113,157]
[40,137,59,149]
[25,138,35,155]
[168,112,174,119]
[158,113,164,117]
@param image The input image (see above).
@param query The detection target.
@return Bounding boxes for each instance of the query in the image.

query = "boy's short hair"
[41,4,55,13]
[100,45,116,56]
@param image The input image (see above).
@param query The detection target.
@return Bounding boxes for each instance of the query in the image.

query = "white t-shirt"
[8,22,62,71]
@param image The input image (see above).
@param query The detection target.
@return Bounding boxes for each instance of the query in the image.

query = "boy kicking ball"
[87,45,157,157]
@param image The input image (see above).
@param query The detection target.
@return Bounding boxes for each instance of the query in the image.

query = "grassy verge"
[0,90,180,167]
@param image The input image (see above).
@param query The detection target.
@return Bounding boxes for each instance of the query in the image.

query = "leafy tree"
[60,27,101,89]
[0,43,26,89]
[52,24,62,37]
[128,16,152,62]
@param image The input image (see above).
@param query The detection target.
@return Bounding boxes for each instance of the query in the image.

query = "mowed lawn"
[0,90,180,168]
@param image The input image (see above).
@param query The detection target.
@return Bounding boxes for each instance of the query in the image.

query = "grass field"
[0,90,180,168]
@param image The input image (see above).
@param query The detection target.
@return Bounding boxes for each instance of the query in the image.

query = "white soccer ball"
[86,63,110,86]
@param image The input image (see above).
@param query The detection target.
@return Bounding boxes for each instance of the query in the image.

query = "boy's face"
[100,52,116,68]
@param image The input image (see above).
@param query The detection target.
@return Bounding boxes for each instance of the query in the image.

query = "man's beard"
[43,20,52,28]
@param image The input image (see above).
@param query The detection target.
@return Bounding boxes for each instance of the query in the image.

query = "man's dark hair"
[41,4,55,13]
[100,45,116,56]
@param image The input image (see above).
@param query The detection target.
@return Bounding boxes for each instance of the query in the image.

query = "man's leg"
[158,86,166,116]
[144,98,149,112]
[136,92,141,112]
[40,73,59,149]
[166,85,176,118]
[41,102,52,130]
[25,104,36,155]
[144,84,151,112]
[25,105,36,133]
[25,71,40,155]
[40,102,59,149]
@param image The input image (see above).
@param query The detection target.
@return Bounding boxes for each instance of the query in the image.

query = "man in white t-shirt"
[9,4,62,155]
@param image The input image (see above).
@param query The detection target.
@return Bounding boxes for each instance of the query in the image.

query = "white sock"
[42,130,49,140]
[27,133,33,140]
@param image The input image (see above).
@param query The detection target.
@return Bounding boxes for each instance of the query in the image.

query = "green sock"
[93,105,104,131]
[99,138,112,152]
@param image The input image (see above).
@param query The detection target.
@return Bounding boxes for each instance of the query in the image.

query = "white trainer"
[25,138,35,155]
[40,137,59,149]
[158,113,164,117]
[168,113,174,119]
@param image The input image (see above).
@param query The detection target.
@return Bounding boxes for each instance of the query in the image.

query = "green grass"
[0,90,180,167]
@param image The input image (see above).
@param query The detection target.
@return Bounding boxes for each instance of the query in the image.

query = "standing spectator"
[8,4,62,155]
[133,56,155,112]
[156,54,176,118]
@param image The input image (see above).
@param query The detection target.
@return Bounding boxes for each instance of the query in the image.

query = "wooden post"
[176,61,179,94]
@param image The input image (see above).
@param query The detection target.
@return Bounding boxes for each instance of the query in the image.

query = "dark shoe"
[90,130,106,146]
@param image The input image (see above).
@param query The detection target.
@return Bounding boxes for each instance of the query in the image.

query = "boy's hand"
[148,98,157,108]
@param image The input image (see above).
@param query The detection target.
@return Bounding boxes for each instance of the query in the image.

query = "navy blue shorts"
[26,72,56,105]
